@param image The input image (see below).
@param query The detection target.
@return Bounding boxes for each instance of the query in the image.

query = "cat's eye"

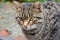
[16,17,24,24]
[16,17,20,20]
[33,17,43,23]
[16,17,23,21]
[34,19,43,24]
[34,17,42,19]
[30,18,33,21]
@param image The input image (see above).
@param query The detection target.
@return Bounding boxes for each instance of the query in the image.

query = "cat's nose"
[24,23,28,28]
[24,26,27,29]
[24,21,28,27]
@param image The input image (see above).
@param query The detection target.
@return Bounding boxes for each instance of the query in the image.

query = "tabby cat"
[15,1,60,40]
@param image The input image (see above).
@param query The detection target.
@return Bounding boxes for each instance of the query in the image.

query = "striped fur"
[16,1,60,40]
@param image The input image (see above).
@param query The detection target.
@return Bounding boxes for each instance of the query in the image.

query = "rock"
[0,16,4,20]
[0,29,10,37]
[15,35,27,40]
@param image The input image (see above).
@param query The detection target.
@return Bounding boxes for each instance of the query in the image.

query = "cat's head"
[15,2,43,35]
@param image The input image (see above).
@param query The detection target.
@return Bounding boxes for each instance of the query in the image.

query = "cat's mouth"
[22,28,40,35]
[21,24,42,35]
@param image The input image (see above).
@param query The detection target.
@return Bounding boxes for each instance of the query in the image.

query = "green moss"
[6,1,14,6]
[23,0,47,2]
[0,0,60,5]
[55,0,60,2]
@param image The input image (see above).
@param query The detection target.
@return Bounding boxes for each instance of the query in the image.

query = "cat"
[15,1,60,40]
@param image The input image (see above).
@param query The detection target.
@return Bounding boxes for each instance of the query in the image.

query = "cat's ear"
[13,1,23,15]
[13,1,23,8]
[33,1,42,13]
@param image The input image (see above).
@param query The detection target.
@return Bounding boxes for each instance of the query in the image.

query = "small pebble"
[0,16,4,20]
[0,29,10,37]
